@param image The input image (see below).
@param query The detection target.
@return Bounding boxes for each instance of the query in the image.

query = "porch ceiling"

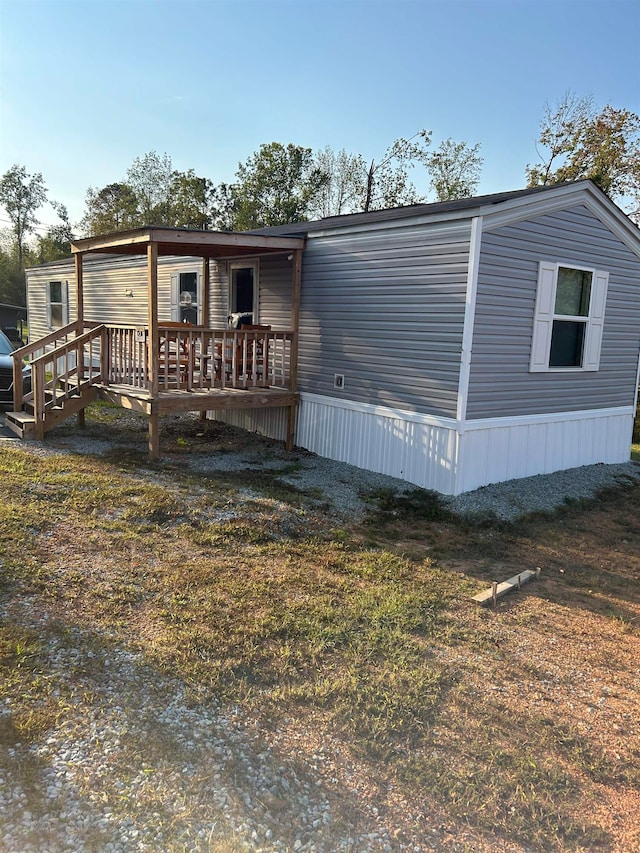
[71,226,305,259]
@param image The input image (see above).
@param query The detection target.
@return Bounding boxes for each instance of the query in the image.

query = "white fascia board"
[456,216,483,421]
[462,404,636,433]
[481,183,640,259]
[299,391,460,431]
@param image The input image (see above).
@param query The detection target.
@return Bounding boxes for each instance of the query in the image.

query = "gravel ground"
[2,411,639,522]
[0,598,402,853]
[1,411,639,852]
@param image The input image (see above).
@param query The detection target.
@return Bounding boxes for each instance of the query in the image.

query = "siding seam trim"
[456,216,482,421]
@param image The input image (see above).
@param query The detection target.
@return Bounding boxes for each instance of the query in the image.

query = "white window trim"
[530,261,609,373]
[47,279,69,329]
[227,260,260,322]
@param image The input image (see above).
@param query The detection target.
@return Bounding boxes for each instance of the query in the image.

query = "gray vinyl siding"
[259,254,294,328]
[297,221,471,418]
[467,205,640,419]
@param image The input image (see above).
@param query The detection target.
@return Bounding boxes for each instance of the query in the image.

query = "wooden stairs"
[4,382,99,440]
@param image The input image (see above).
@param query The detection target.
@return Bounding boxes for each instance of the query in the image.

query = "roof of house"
[247,180,640,258]
[247,184,558,236]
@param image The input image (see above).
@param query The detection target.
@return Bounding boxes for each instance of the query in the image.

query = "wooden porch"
[7,227,305,459]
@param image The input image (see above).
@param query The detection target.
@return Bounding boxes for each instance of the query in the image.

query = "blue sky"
[1,0,639,231]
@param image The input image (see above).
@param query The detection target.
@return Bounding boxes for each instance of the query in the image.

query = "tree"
[362,130,432,212]
[169,169,215,229]
[0,164,47,270]
[222,143,329,230]
[0,246,29,304]
[309,147,367,219]
[125,150,174,225]
[527,92,640,219]
[36,202,74,263]
[426,138,483,201]
[81,182,141,236]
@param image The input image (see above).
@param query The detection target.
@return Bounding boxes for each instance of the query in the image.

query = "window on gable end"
[530,262,609,373]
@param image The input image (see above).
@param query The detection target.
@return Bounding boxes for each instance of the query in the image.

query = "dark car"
[0,329,31,406]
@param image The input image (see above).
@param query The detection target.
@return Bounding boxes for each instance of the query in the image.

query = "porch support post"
[148,241,160,459]
[75,252,84,328]
[286,247,303,451]
[201,257,210,325]
[74,253,86,428]
[148,242,159,395]
[199,256,211,422]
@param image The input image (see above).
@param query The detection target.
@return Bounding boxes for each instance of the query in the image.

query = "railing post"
[33,361,46,441]
[12,354,23,411]
[101,326,110,385]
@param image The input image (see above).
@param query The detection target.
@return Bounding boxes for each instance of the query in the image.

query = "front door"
[171,271,200,324]
[228,261,258,326]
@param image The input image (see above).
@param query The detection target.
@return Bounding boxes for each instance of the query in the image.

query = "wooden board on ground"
[472,569,539,606]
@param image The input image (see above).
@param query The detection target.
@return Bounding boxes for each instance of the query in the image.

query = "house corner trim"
[456,215,483,422]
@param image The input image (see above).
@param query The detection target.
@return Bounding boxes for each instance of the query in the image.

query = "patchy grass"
[1,413,639,851]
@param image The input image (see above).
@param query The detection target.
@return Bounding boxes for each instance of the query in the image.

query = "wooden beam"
[472,569,539,606]
[148,242,159,396]
[74,253,84,325]
[72,227,305,257]
[201,257,210,326]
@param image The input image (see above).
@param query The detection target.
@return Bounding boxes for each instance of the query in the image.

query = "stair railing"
[25,324,107,439]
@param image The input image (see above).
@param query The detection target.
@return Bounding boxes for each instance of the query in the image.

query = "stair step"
[4,411,37,440]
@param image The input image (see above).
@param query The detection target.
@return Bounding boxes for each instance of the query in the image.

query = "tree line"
[1,92,639,306]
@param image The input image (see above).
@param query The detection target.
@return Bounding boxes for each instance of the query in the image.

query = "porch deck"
[8,322,298,457]
[10,225,305,459]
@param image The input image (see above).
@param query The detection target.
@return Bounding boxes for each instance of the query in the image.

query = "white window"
[530,262,609,372]
[47,280,68,329]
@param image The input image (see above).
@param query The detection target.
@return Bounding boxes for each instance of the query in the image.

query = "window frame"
[529,261,609,373]
[47,280,69,330]
[228,260,260,323]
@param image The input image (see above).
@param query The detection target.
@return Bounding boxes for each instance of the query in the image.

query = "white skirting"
[209,393,635,496]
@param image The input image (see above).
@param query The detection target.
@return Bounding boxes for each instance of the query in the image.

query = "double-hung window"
[530,262,609,372]
[47,280,68,329]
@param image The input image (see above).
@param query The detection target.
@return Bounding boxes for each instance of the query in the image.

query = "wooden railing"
[11,324,295,422]
[129,326,294,392]
[11,320,102,413]
[17,324,107,438]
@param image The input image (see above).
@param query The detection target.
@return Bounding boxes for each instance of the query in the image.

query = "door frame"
[228,259,259,323]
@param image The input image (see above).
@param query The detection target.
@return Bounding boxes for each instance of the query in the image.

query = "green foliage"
[363,129,432,212]
[426,138,483,201]
[81,152,216,235]
[308,146,368,218]
[81,182,140,236]
[0,164,47,269]
[219,142,329,230]
[169,169,215,229]
[125,150,174,225]
[0,247,27,304]
[527,92,640,219]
